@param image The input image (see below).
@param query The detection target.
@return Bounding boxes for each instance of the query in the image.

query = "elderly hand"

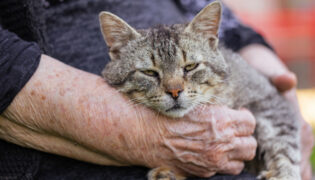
[153,106,257,177]
[0,54,257,177]
[240,44,314,180]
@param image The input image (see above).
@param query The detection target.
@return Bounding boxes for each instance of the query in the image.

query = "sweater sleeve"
[219,4,273,51]
[0,25,41,114]
[175,0,273,51]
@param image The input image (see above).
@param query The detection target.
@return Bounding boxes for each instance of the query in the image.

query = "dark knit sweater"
[0,0,265,179]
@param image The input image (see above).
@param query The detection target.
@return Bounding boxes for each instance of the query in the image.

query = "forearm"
[0,115,121,165]
[0,55,151,166]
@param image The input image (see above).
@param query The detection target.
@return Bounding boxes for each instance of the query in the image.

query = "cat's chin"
[162,108,190,118]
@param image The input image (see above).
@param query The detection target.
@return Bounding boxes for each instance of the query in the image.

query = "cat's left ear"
[184,1,221,49]
[99,12,141,50]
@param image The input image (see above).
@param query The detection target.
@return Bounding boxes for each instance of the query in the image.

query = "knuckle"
[207,152,223,164]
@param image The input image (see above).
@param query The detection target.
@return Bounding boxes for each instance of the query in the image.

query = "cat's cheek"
[188,69,210,83]
[115,81,136,94]
[199,85,212,94]
[126,91,148,106]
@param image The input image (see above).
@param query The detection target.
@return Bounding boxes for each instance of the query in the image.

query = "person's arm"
[1,54,257,177]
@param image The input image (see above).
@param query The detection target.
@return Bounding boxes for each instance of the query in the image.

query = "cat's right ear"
[99,12,141,50]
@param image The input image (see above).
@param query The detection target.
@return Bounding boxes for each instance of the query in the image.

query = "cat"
[99,1,301,180]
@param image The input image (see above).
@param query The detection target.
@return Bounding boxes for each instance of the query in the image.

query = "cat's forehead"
[126,25,209,70]
[143,26,202,60]
[148,25,181,44]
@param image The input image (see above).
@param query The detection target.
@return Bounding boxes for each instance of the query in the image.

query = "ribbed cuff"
[222,24,273,52]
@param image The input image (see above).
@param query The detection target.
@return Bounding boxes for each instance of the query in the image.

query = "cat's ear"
[99,12,141,49]
[184,1,221,49]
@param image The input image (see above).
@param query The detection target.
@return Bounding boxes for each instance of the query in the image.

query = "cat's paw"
[257,170,274,180]
[257,170,301,180]
[148,167,185,180]
[267,177,300,180]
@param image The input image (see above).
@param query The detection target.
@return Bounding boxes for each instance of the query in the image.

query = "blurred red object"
[237,8,315,62]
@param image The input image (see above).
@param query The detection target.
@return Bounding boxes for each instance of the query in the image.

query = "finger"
[228,108,256,137]
[173,160,216,177]
[301,120,314,156]
[239,44,297,93]
[271,72,297,92]
[301,162,312,180]
[228,136,257,161]
[217,160,244,175]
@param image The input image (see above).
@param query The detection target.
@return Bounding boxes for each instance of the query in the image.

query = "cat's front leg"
[254,116,301,180]
[257,155,300,180]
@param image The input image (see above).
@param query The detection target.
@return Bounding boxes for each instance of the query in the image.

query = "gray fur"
[100,1,300,180]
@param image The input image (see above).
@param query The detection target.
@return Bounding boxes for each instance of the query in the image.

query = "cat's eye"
[141,70,159,77]
[184,63,199,72]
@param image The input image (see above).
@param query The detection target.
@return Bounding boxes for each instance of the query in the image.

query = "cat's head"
[99,1,228,117]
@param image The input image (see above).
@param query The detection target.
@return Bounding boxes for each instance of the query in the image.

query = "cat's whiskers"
[125,98,139,107]
[192,94,223,110]
[116,89,125,93]
[210,95,224,105]
[125,97,148,109]
[201,93,224,106]
[155,109,161,118]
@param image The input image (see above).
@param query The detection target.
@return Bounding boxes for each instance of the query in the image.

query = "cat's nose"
[166,88,183,100]
[163,78,184,100]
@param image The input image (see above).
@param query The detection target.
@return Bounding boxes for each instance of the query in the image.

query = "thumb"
[239,44,297,93]
[271,72,297,93]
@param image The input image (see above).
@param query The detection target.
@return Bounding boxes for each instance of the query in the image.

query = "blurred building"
[224,0,315,88]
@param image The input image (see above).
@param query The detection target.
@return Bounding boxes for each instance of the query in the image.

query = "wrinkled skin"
[0,55,256,177]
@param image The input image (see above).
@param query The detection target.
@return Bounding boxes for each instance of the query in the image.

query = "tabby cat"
[99,1,300,180]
